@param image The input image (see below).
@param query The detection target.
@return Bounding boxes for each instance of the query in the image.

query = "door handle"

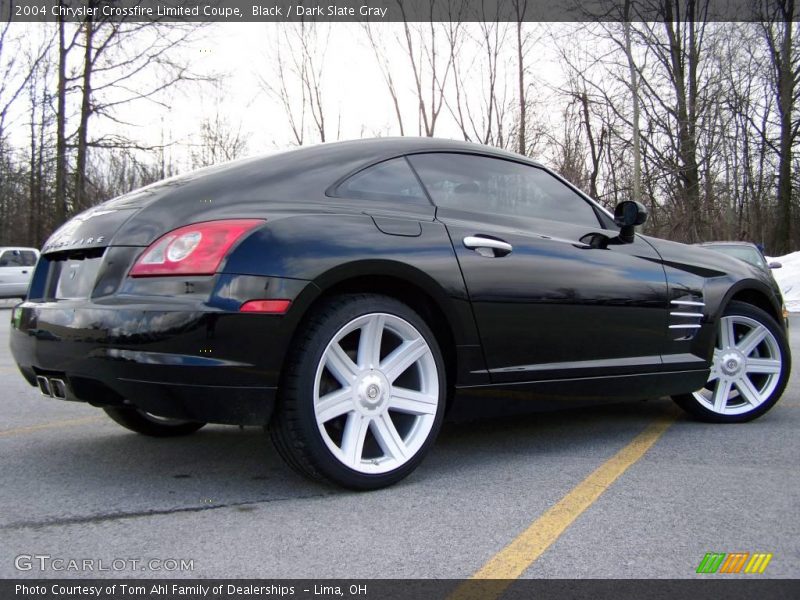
[463,236,513,257]
[21,270,28,274]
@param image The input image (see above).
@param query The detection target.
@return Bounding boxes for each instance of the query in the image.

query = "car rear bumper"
[9,297,301,426]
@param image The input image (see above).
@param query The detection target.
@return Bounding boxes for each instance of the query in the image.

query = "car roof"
[104,137,548,210]
[272,137,545,164]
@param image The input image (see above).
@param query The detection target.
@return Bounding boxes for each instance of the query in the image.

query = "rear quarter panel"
[222,211,480,348]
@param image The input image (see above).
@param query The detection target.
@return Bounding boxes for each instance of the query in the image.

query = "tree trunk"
[623,2,642,203]
[664,1,703,242]
[515,11,526,155]
[28,86,36,246]
[775,4,794,254]
[55,11,68,224]
[75,18,94,214]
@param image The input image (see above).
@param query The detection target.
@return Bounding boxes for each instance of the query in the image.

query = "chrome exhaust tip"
[36,376,52,397]
[50,379,67,399]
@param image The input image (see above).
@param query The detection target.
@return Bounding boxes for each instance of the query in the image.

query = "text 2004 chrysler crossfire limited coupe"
[10,138,791,489]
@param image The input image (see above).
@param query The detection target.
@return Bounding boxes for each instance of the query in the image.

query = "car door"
[407,152,670,384]
[0,249,37,298]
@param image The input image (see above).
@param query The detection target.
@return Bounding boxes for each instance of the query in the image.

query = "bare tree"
[445,12,512,146]
[623,0,642,204]
[0,23,51,245]
[68,15,203,213]
[513,0,528,155]
[191,82,250,168]
[259,21,333,145]
[365,2,463,138]
[761,0,799,253]
[363,23,406,135]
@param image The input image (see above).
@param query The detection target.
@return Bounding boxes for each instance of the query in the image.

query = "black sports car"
[9,138,791,489]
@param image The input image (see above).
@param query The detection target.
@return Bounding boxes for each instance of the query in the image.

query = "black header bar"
[1,0,793,24]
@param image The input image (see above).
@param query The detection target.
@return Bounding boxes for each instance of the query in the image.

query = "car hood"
[642,235,783,300]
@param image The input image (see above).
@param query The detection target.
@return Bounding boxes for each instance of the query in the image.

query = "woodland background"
[0,0,798,253]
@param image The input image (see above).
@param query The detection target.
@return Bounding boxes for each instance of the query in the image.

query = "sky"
[2,20,571,171]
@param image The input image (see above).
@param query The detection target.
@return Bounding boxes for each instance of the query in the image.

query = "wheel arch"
[284,260,470,403]
[716,280,784,327]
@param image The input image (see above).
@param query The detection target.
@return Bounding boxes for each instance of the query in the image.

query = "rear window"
[334,158,427,204]
[0,250,37,267]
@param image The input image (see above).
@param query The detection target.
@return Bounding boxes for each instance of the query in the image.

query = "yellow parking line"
[450,412,676,600]
[0,416,104,437]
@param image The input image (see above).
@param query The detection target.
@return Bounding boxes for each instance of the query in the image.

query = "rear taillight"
[130,219,263,277]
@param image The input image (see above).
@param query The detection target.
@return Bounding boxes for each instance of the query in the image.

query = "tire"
[270,293,446,490]
[103,406,206,437]
[672,300,790,423]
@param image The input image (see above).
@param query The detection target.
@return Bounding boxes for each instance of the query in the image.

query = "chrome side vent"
[669,295,705,341]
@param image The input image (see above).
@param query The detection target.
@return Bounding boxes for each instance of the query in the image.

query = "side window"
[20,251,37,267]
[335,158,427,204]
[407,153,600,227]
[0,251,22,267]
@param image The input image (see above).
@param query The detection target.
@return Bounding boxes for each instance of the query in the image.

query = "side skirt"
[454,369,709,404]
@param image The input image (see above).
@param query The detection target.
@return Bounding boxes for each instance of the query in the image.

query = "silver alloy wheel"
[693,314,782,416]
[313,312,439,474]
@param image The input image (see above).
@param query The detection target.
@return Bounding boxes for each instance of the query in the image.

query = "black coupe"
[10,138,791,489]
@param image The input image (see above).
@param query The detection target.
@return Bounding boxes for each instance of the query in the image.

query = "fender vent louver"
[669,294,705,341]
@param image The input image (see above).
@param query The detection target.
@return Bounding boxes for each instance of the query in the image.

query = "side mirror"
[769,261,782,269]
[614,200,648,244]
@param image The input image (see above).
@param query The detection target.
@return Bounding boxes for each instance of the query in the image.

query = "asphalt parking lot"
[0,298,798,580]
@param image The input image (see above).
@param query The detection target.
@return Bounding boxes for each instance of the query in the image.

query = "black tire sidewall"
[283,294,447,490]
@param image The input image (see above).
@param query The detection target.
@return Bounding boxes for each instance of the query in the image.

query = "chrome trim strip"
[487,355,661,375]
[669,324,702,329]
[670,312,703,318]
[671,300,705,306]
[661,353,707,365]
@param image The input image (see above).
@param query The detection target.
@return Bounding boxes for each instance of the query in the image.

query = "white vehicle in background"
[0,247,39,299]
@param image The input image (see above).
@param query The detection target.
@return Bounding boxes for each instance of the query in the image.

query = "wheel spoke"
[381,337,428,382]
[708,349,722,382]
[357,314,385,369]
[340,413,370,466]
[315,387,353,424]
[734,375,762,406]
[712,379,733,413]
[736,325,768,356]
[325,342,358,387]
[719,317,735,349]
[371,413,408,460]
[389,387,438,415]
[746,357,782,375]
